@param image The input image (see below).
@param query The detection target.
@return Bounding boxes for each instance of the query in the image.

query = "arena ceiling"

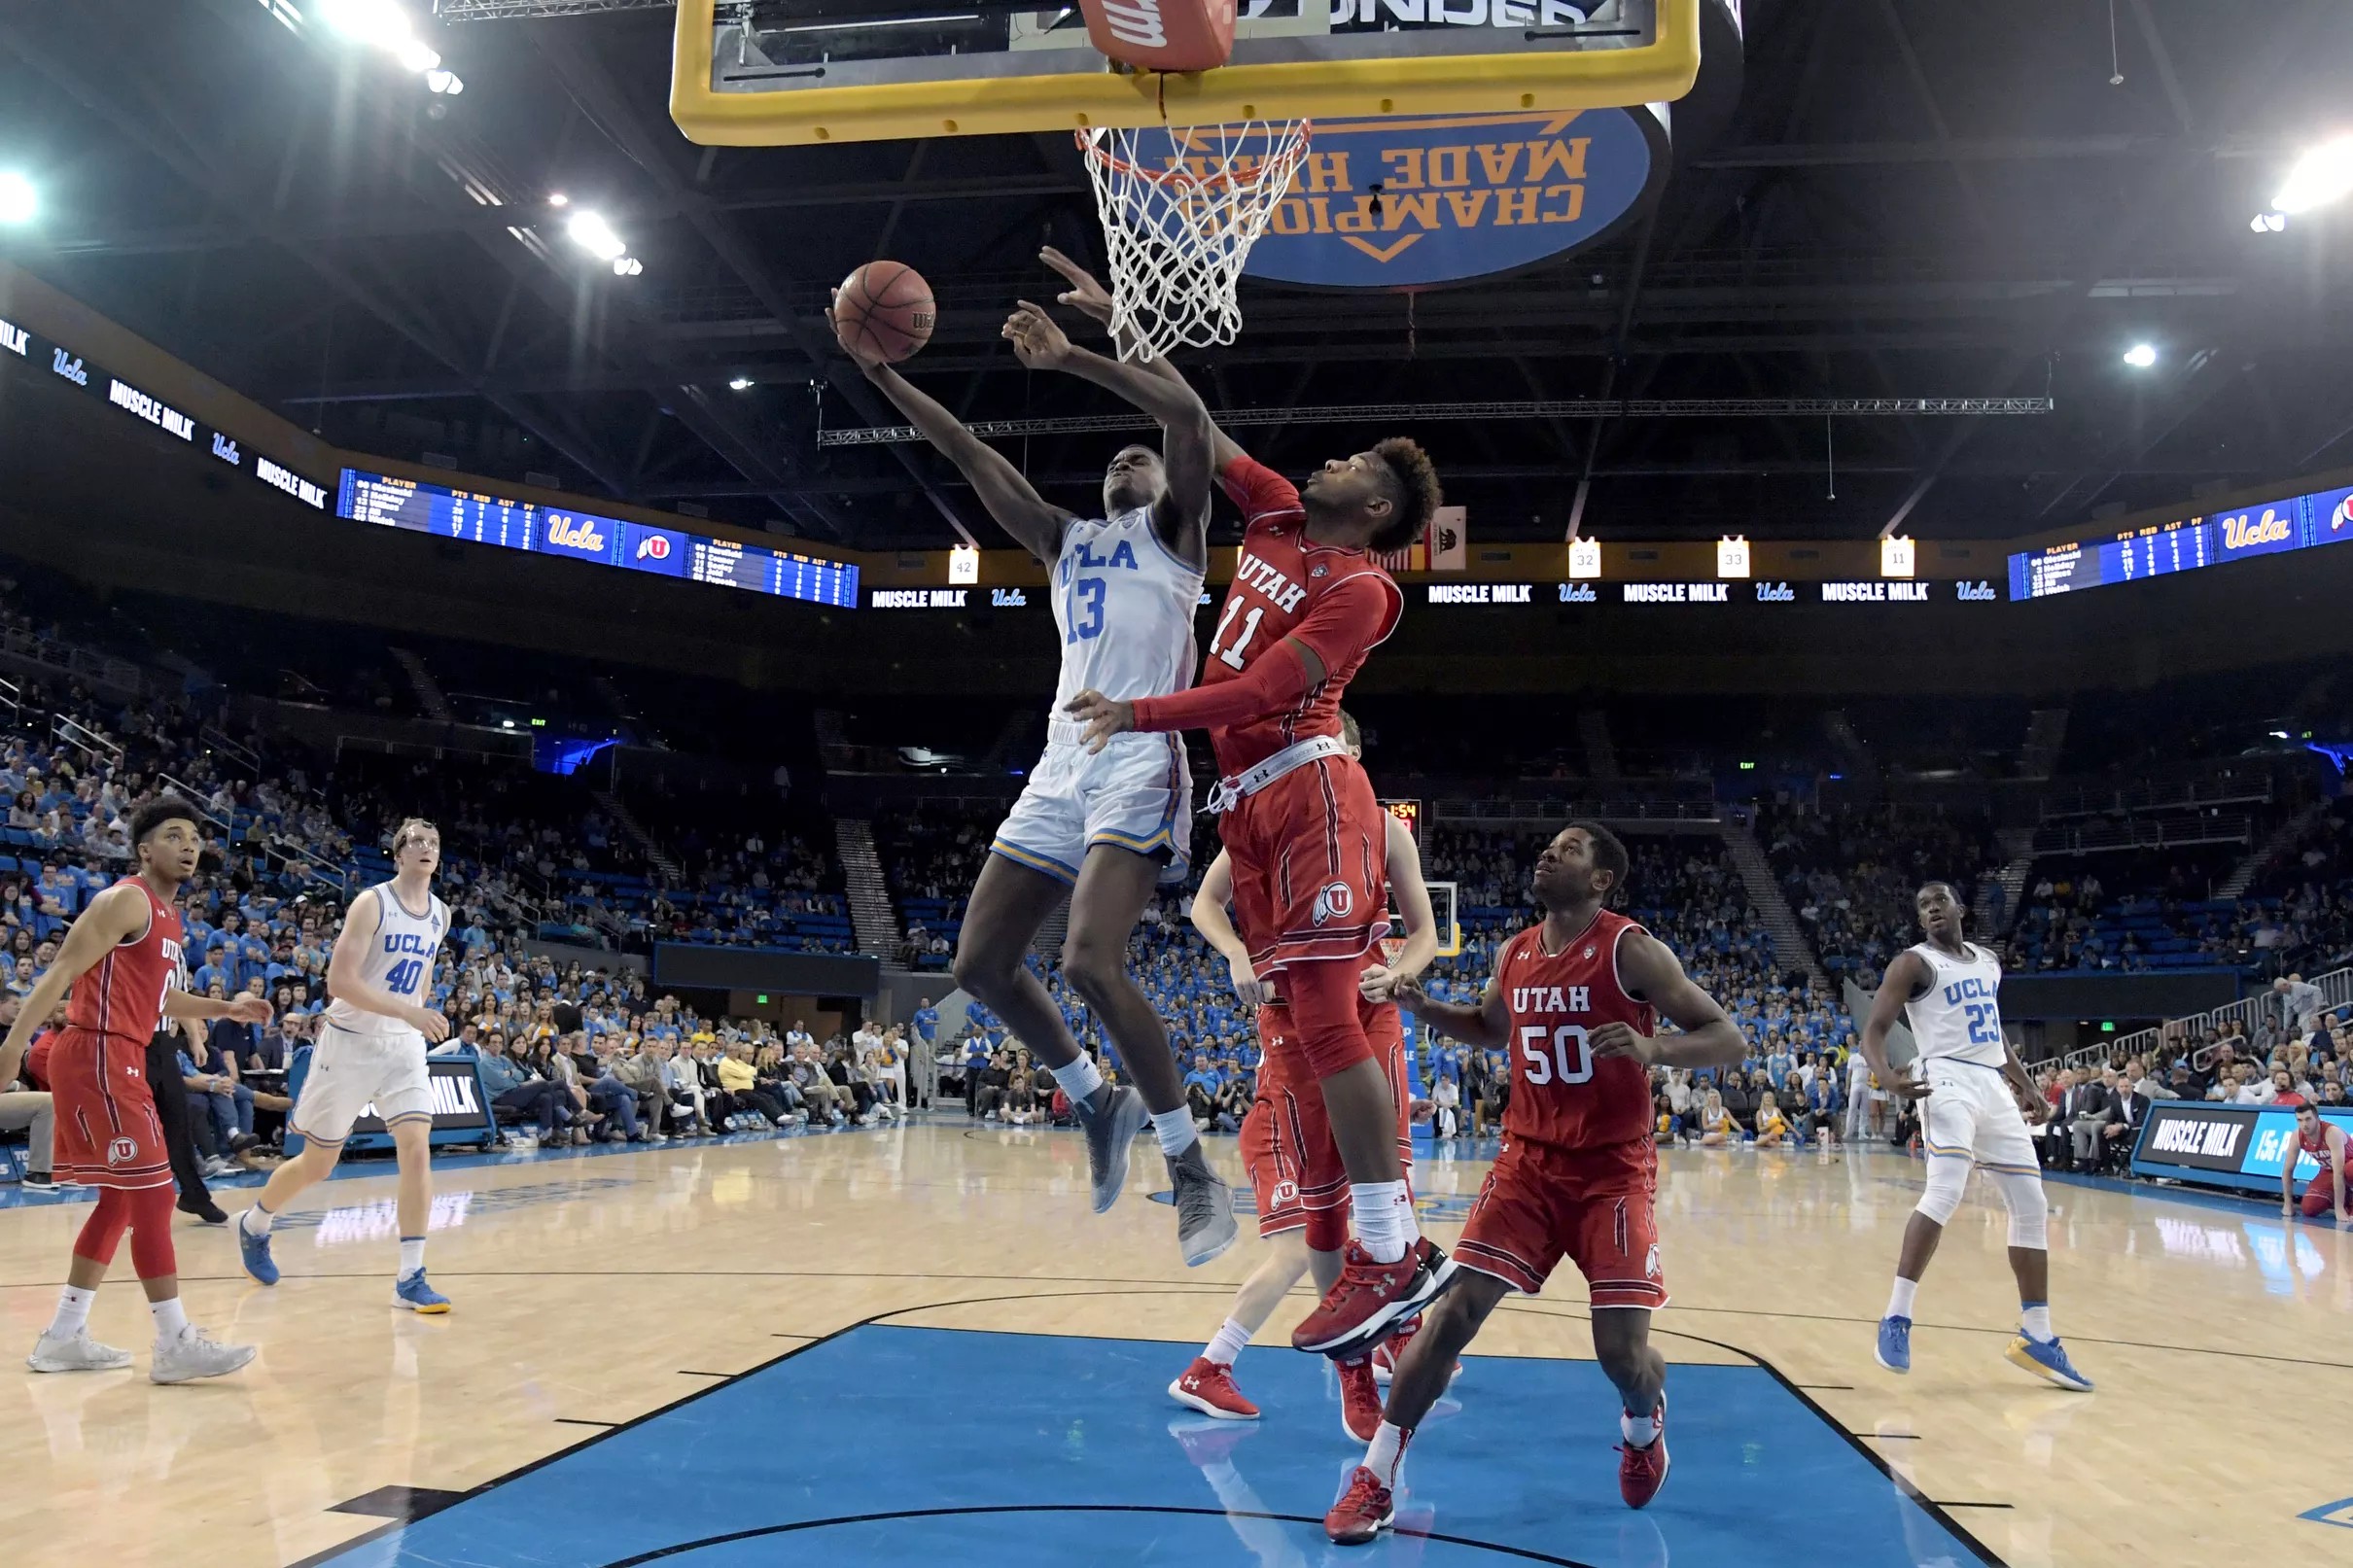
[2,0,2350,550]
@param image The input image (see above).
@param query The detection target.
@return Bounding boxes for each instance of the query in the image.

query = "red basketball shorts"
[1222,755,1389,978]
[1455,1137,1667,1308]
[49,1027,172,1191]
[2300,1173,2346,1217]
[1242,1000,1411,1250]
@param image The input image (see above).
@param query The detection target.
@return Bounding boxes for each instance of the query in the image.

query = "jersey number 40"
[386,958,426,996]
[1518,1024,1594,1086]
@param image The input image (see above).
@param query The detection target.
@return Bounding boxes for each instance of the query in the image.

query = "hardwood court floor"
[1,1117,2347,1567]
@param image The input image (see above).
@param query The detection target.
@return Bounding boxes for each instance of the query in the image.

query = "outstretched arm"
[832,297,1073,565]
[1067,573,1394,750]
[1590,930,1747,1071]
[1003,301,1212,567]
[1041,248,1246,470]
[1394,973,1509,1050]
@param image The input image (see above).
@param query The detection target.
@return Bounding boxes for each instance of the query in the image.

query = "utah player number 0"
[1517,1023,1593,1086]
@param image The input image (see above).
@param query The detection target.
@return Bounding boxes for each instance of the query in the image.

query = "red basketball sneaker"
[1371,1316,1462,1387]
[1291,1237,1451,1357]
[1324,1465,1396,1546]
[1617,1397,1670,1509]
[1337,1354,1383,1441]
[1168,1356,1259,1420]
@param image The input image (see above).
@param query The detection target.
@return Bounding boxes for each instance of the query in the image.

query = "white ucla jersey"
[1048,507,1204,720]
[1901,941,2009,1069]
[326,881,448,1037]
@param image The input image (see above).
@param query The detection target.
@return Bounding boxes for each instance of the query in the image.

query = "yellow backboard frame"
[671,0,1700,148]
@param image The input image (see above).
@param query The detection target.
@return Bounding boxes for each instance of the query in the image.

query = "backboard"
[672,0,1700,147]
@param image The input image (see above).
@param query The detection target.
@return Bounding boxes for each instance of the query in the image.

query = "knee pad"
[1915,1154,1970,1226]
[1989,1168,2049,1250]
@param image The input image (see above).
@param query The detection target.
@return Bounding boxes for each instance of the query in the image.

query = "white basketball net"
[1076,120,1312,363]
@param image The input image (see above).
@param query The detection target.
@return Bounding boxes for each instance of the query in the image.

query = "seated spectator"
[790,1044,845,1125]
[825,1041,878,1123]
[476,1030,570,1142]
[1754,1091,1791,1148]
[1431,1072,1461,1139]
[610,1035,675,1139]
[0,993,54,1187]
[1698,1089,1734,1146]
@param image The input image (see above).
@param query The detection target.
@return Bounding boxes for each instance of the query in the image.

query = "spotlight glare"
[728,376,755,391]
[2272,134,2353,216]
[0,171,36,226]
[317,0,415,49]
[567,210,626,261]
[397,39,441,72]
[2123,342,2158,368]
[547,192,569,207]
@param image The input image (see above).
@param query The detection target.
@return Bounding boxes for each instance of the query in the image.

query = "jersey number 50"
[1518,1024,1594,1086]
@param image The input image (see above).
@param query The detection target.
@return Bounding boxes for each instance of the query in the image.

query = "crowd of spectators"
[1758,801,2002,977]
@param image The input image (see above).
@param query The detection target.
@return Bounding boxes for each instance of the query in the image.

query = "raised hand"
[1040,246,1114,325]
[1002,300,1074,371]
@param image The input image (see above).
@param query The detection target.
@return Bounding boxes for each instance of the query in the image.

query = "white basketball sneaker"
[27,1329,134,1374]
[150,1327,257,1384]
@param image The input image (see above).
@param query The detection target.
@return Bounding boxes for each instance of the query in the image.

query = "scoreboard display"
[2008,485,2353,601]
[337,470,860,609]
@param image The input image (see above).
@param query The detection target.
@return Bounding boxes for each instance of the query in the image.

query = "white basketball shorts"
[1919,1057,2040,1174]
[292,1022,434,1145]
[991,724,1192,887]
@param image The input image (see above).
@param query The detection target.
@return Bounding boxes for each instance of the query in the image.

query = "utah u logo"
[1272,1180,1299,1207]
[1313,882,1354,926]
[1645,1242,1662,1279]
[107,1136,138,1167]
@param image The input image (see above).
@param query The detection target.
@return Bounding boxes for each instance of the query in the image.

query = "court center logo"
[1313,882,1354,926]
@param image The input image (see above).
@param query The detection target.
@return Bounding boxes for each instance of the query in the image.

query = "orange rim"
[1075,122,1313,193]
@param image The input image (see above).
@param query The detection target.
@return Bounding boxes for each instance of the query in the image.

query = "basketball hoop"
[1075,120,1311,363]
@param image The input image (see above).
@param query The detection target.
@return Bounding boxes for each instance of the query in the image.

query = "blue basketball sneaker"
[2004,1333,2091,1391]
[1874,1314,1912,1374]
[236,1212,279,1286]
[394,1270,452,1313]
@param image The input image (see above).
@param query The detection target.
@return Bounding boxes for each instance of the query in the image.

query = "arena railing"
[2037,771,2275,823]
[2029,814,2252,856]
[2055,963,2353,1074]
[1431,798,1723,828]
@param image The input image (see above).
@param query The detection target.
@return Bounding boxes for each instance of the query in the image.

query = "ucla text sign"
[1227,108,1664,288]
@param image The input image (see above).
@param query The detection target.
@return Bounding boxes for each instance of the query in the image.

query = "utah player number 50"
[1518,1024,1594,1086]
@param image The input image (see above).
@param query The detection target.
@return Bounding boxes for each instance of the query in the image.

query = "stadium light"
[567,210,626,261]
[2250,211,2287,234]
[0,172,36,226]
[728,376,755,391]
[612,257,643,277]
[426,69,463,95]
[2123,343,2158,368]
[316,0,413,49]
[2272,134,2353,216]
[547,192,569,208]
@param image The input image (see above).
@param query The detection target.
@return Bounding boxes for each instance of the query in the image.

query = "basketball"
[833,260,935,364]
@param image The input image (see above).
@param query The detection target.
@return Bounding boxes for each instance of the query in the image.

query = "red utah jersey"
[1198,454,1403,777]
[2300,1123,2340,1174]
[64,877,186,1043]
[1496,908,1657,1155]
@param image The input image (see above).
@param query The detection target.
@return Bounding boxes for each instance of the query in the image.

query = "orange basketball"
[833,260,935,364]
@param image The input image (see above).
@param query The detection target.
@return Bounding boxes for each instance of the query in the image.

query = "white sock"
[399,1237,426,1280]
[48,1284,95,1339]
[1886,1277,1917,1320]
[1620,1406,1662,1448]
[1149,1106,1198,1158]
[241,1203,274,1237]
[1050,1056,1105,1106]
[2020,1302,2054,1342]
[1363,1419,1411,1487]
[1205,1316,1250,1366]
[150,1297,189,1343]
[1351,1181,1417,1265]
